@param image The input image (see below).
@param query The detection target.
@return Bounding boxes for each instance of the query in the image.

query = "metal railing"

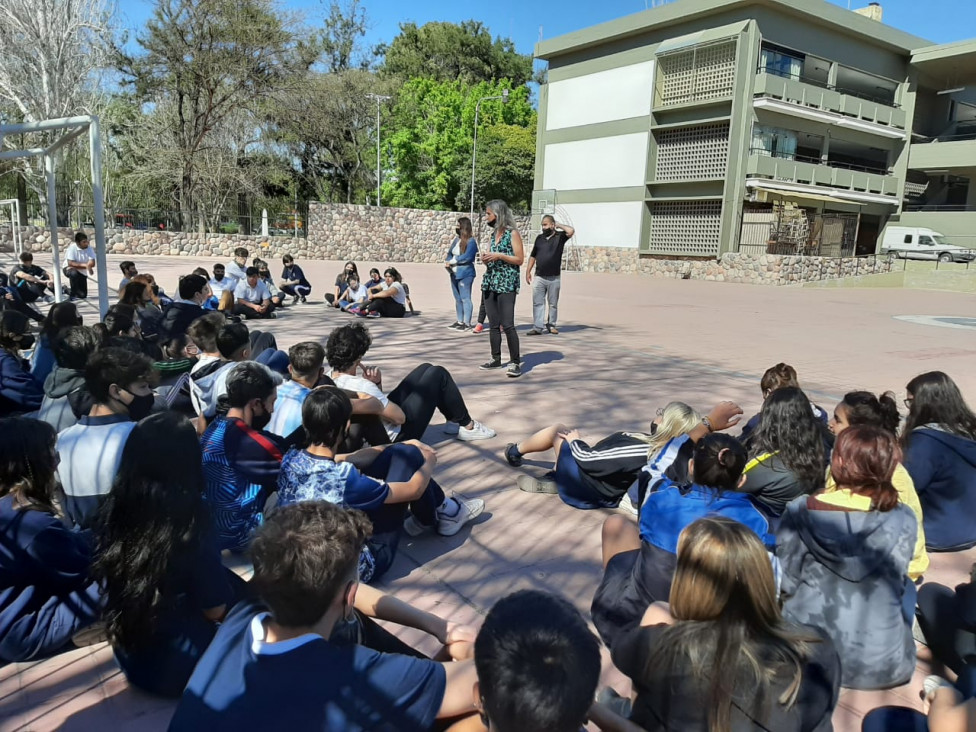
[756,67,900,108]
[903,204,976,212]
[748,148,891,176]
[913,129,976,144]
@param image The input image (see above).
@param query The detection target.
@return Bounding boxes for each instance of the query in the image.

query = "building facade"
[534,0,976,259]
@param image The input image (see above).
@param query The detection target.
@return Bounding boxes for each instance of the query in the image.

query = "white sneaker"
[437,496,485,536]
[457,420,496,441]
[403,512,430,537]
[617,494,639,516]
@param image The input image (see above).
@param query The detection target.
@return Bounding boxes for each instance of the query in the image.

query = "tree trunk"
[15,174,27,225]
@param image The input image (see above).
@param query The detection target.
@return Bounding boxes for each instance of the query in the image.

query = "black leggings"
[388,363,472,442]
[364,298,405,318]
[483,290,519,364]
[916,582,976,675]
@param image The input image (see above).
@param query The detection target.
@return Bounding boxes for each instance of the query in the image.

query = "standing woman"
[479,200,524,378]
[445,216,478,330]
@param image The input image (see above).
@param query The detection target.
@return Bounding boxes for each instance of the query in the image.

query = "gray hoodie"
[37,367,91,433]
[777,495,917,690]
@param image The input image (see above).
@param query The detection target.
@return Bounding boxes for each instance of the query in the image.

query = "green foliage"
[468,121,537,212]
[379,21,533,87]
[382,79,535,212]
[317,0,373,73]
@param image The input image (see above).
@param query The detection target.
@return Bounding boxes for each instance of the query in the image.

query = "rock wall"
[0,204,892,287]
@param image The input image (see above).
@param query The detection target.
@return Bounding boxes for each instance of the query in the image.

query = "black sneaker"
[507,362,522,378]
[447,322,463,330]
[480,359,504,370]
[505,443,523,467]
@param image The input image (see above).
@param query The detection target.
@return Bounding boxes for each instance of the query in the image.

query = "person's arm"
[903,433,938,496]
[588,702,645,732]
[438,660,479,720]
[369,286,394,300]
[350,395,384,415]
[526,254,537,284]
[384,442,437,503]
[338,285,351,301]
[13,268,39,284]
[557,222,575,239]
[338,444,388,469]
[685,401,744,444]
[640,601,674,627]
[0,355,44,410]
[456,240,478,266]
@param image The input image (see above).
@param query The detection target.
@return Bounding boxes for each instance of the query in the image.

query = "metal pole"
[89,117,110,320]
[376,98,381,207]
[45,154,64,303]
[470,100,482,221]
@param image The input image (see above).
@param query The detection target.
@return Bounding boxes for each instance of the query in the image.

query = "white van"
[880,226,976,263]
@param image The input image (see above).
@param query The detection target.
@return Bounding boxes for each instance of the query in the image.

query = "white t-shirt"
[383,281,407,306]
[65,243,95,267]
[343,283,368,302]
[234,279,271,304]
[225,261,248,288]
[332,372,399,441]
[209,276,233,296]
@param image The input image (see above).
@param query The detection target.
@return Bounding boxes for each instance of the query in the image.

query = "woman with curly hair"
[93,411,247,696]
[742,386,830,518]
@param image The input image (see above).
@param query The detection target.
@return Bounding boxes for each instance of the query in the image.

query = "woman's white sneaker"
[457,420,496,441]
[437,496,485,536]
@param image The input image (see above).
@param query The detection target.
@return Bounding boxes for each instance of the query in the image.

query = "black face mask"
[17,334,35,350]
[252,402,272,431]
[649,422,658,436]
[124,391,155,421]
[486,218,496,228]
[214,273,224,281]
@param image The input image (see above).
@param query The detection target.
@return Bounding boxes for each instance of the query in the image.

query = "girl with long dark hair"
[611,517,839,731]
[902,371,976,551]
[0,418,101,662]
[777,425,917,690]
[327,261,359,307]
[742,386,829,517]
[826,390,928,579]
[479,199,525,378]
[31,300,83,384]
[445,216,478,330]
[362,267,408,318]
[0,310,44,417]
[94,411,246,696]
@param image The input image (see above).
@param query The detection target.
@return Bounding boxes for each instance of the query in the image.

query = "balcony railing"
[757,67,899,108]
[903,204,976,212]
[749,148,891,176]
[914,129,976,144]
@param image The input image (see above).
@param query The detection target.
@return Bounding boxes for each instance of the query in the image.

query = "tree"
[118,0,314,229]
[0,0,116,211]
[379,21,533,87]
[318,0,373,73]
[382,79,535,211]
[468,121,536,212]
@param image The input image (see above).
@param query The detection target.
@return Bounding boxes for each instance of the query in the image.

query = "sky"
[117,0,975,62]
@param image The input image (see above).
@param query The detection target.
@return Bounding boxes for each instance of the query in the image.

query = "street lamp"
[470,89,510,220]
[366,93,392,207]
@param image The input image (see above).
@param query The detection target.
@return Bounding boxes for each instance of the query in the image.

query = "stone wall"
[0,204,893,287]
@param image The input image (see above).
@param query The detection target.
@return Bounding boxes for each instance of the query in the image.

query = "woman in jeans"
[479,199,524,378]
[445,216,478,330]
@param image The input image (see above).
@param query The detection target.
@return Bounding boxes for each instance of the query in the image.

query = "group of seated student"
[9,282,976,732]
[326,260,413,318]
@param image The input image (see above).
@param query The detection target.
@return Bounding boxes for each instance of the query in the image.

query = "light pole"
[366,93,392,207]
[73,179,81,227]
[470,89,510,221]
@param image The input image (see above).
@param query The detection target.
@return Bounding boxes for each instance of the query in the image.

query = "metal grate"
[658,40,737,107]
[655,122,730,181]
[647,201,722,255]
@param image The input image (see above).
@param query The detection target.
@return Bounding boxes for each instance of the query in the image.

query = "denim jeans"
[532,276,561,329]
[450,274,475,325]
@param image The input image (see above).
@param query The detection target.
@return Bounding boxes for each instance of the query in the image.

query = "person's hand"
[526,270,533,284]
[87,261,95,272]
[481,251,497,263]
[441,623,477,661]
[404,439,437,464]
[360,363,382,386]
[444,262,453,270]
[706,401,743,431]
[559,428,581,442]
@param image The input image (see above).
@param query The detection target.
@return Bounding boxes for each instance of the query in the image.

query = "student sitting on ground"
[208,264,235,311]
[254,259,286,310]
[188,313,236,424]
[190,268,220,310]
[94,412,248,697]
[742,386,828,518]
[154,334,197,413]
[592,432,774,649]
[160,274,211,342]
[31,301,84,384]
[11,252,56,305]
[36,326,100,432]
[326,261,358,306]
[120,279,163,342]
[0,311,44,417]
[915,569,976,686]
[503,401,702,509]
[233,267,275,320]
[361,267,408,318]
[739,362,829,444]
[118,261,138,293]
[57,347,156,528]
[327,322,495,442]
[267,341,329,440]
[201,362,284,552]
[366,267,381,289]
[225,247,249,289]
[276,387,485,582]
[336,272,369,313]
[902,371,976,551]
[610,517,840,731]
[827,390,928,580]
[0,418,102,663]
[777,425,917,690]
[279,254,311,304]
[861,674,976,732]
[169,501,480,731]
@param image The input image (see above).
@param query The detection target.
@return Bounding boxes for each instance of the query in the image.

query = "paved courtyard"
[2,251,976,731]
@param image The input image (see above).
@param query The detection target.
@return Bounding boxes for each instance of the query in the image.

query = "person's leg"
[4,295,43,323]
[363,442,446,528]
[449,275,463,324]
[249,329,278,358]
[233,303,255,319]
[17,282,43,304]
[546,276,561,329]
[498,292,520,364]
[483,291,503,363]
[531,277,546,330]
[513,423,569,459]
[280,284,297,298]
[0,580,102,662]
[458,276,474,326]
[344,414,391,451]
[67,269,87,299]
[477,291,487,325]
[918,582,969,674]
[389,364,473,442]
[601,515,641,569]
[860,708,928,732]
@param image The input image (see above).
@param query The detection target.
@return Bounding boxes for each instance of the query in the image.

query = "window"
[761,48,803,80]
[919,236,934,246]
[903,235,913,244]
[751,125,798,159]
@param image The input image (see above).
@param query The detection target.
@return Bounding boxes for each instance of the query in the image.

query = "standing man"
[526,216,574,335]
[64,232,96,300]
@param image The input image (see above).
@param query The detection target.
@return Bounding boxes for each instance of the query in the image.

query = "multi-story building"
[533,0,976,262]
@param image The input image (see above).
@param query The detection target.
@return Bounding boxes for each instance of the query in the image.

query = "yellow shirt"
[822,462,929,580]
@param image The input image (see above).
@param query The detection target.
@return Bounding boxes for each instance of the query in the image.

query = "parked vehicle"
[880,226,976,262]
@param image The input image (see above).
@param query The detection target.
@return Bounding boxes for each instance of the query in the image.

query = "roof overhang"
[911,40,976,89]
[746,178,900,206]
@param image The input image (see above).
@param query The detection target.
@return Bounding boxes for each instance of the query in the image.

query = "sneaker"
[472,323,485,334]
[480,359,504,370]
[72,622,108,648]
[300,296,307,303]
[526,328,544,336]
[291,295,299,305]
[458,420,496,441]
[507,362,522,378]
[436,495,486,536]
[42,295,55,304]
[618,494,639,516]
[504,443,523,467]
[447,322,463,330]
[548,325,559,334]
[403,512,431,537]
[517,473,558,494]
[365,311,381,318]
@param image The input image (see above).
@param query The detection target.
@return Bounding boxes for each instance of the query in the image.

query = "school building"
[533,0,976,259]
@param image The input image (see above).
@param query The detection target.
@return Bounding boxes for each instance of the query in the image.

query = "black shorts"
[591,541,677,650]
